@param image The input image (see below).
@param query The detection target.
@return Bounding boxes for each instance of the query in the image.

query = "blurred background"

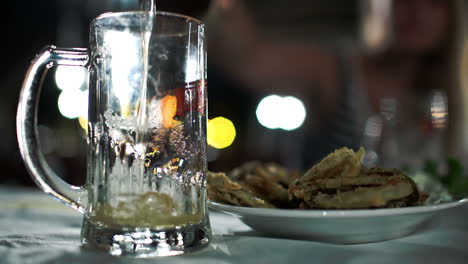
[4,0,468,187]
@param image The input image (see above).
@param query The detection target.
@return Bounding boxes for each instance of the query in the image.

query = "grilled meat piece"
[290,148,422,209]
[229,161,300,208]
[207,171,276,208]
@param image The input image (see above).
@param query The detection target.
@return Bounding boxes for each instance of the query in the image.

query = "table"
[0,185,467,264]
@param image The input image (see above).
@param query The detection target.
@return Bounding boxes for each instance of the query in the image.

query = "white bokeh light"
[185,58,199,83]
[106,31,139,104]
[55,66,87,91]
[58,89,88,119]
[256,95,283,129]
[281,96,306,130]
[256,95,306,131]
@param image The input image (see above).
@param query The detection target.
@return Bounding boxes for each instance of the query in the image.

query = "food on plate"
[229,161,300,208]
[298,147,365,182]
[289,147,422,209]
[290,167,421,209]
[207,171,276,208]
[208,147,425,209]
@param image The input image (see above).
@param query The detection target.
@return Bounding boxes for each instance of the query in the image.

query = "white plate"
[208,198,468,244]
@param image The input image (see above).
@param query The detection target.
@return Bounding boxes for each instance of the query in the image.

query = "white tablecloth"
[0,185,467,264]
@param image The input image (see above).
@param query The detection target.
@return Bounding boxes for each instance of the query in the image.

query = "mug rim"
[93,11,204,26]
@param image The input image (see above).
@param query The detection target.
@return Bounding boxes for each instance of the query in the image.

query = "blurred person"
[205,0,466,170]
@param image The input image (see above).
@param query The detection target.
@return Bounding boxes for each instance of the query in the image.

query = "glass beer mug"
[16,11,211,257]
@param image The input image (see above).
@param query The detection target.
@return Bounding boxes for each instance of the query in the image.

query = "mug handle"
[17,46,89,213]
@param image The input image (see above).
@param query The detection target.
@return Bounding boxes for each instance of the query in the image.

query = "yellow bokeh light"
[161,95,177,128]
[78,116,88,133]
[120,100,132,118]
[207,117,236,149]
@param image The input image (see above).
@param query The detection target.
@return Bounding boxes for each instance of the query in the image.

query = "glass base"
[81,220,211,257]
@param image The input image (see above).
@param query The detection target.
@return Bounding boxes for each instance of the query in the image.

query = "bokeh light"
[185,58,199,83]
[55,66,87,91]
[256,95,306,131]
[207,117,236,149]
[281,96,307,130]
[55,65,88,124]
[78,116,88,132]
[255,95,283,129]
[161,95,177,128]
[105,31,139,115]
[57,89,88,119]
